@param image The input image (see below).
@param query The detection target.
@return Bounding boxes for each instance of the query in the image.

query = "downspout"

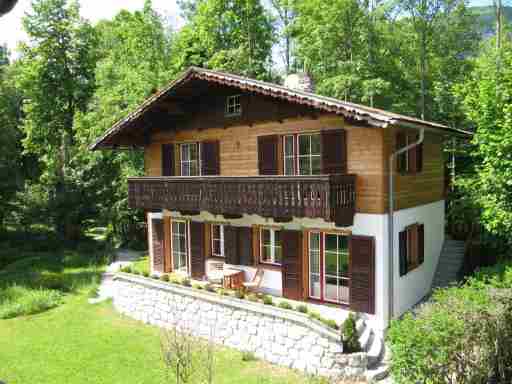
[387,125,424,324]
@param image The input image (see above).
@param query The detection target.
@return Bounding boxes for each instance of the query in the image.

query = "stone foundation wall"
[112,274,368,379]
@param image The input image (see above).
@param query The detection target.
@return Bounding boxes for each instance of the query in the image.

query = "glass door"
[172,220,189,273]
[309,232,350,305]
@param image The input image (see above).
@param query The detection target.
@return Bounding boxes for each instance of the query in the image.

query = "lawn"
[0,233,318,384]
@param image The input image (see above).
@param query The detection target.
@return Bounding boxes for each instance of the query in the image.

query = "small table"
[223,269,244,290]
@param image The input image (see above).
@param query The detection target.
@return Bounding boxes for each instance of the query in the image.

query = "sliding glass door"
[309,232,350,304]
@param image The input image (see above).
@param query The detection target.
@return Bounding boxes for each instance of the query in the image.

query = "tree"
[395,0,478,121]
[456,41,512,237]
[17,0,97,238]
[74,0,174,244]
[291,0,391,106]
[269,0,295,74]
[171,0,275,79]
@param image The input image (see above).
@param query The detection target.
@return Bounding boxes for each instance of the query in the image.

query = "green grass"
[0,234,317,384]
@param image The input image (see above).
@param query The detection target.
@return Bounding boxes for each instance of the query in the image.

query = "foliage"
[160,274,170,282]
[0,285,63,319]
[262,295,274,305]
[388,265,512,383]
[171,0,275,79]
[278,301,293,310]
[234,289,245,299]
[296,304,308,313]
[341,313,361,353]
[247,293,259,302]
[241,351,257,362]
[455,40,512,238]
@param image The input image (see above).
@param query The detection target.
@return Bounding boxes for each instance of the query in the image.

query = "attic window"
[225,95,241,117]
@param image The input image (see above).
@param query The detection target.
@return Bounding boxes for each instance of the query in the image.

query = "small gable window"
[396,132,423,174]
[225,95,242,117]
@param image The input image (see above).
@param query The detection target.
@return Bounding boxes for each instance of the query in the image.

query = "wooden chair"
[206,260,225,284]
[242,269,264,292]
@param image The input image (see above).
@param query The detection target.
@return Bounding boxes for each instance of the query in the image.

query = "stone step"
[356,318,366,336]
[359,326,372,351]
[365,363,390,383]
[367,335,384,368]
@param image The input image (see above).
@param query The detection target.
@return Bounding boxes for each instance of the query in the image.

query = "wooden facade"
[144,113,445,214]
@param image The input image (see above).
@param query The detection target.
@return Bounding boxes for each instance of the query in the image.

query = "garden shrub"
[217,288,227,296]
[234,289,245,299]
[192,283,203,290]
[262,295,273,305]
[142,271,149,278]
[120,265,132,274]
[204,283,215,292]
[341,313,361,353]
[151,274,159,280]
[181,278,191,287]
[247,293,258,302]
[278,301,293,310]
[388,276,512,384]
[308,311,321,321]
[321,318,339,330]
[160,274,170,282]
[296,304,308,313]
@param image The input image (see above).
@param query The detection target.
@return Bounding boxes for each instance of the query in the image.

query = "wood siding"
[145,114,445,214]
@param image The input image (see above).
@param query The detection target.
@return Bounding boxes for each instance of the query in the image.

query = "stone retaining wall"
[112,274,368,379]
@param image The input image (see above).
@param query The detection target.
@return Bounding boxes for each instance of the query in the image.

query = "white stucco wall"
[149,200,445,333]
[392,200,445,317]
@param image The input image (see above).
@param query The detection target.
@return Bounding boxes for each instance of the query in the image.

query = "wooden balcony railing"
[128,174,357,226]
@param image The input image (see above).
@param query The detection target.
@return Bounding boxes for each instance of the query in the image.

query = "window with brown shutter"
[152,218,165,272]
[282,230,303,300]
[238,227,253,266]
[161,144,175,176]
[349,235,375,314]
[190,221,205,279]
[399,223,425,276]
[201,140,220,175]
[258,135,279,175]
[224,225,239,265]
[321,129,347,174]
[396,132,423,174]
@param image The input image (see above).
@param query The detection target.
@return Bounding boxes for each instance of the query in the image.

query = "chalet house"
[91,67,469,334]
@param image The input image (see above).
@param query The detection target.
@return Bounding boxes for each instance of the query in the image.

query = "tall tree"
[269,0,295,74]
[395,0,477,120]
[291,0,391,106]
[456,41,512,237]
[74,0,174,243]
[171,0,275,79]
[17,0,97,238]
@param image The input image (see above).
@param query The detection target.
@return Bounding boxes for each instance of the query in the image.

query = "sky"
[0,0,184,55]
[0,0,499,58]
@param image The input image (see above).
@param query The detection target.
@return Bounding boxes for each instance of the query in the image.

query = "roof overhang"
[90,67,472,150]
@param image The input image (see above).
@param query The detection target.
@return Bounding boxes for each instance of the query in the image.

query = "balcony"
[128,174,357,226]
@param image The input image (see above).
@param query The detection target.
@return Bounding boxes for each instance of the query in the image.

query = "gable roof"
[90,66,472,150]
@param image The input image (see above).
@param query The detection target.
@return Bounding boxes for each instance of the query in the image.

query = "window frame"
[397,133,422,174]
[179,142,201,176]
[400,223,424,276]
[225,94,242,117]
[259,227,282,266]
[308,231,350,305]
[171,219,189,274]
[282,133,322,176]
[211,224,225,258]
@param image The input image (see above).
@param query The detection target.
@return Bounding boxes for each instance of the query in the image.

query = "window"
[225,95,241,117]
[282,133,321,176]
[172,220,188,273]
[399,223,424,276]
[283,135,295,175]
[397,132,423,174]
[309,232,350,304]
[260,228,282,265]
[180,143,200,176]
[211,224,224,258]
[324,233,349,304]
